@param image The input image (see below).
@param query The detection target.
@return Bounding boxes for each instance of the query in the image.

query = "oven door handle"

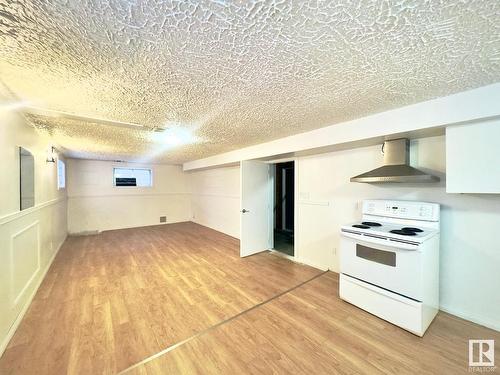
[341,231,420,251]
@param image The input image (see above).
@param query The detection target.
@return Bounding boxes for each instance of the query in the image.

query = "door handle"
[241,209,250,213]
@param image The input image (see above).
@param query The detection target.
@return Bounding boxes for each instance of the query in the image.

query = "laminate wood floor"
[0,222,320,374]
[1,222,498,375]
[125,272,500,375]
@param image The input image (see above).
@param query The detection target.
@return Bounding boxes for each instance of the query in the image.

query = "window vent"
[160,216,167,223]
[115,177,136,186]
[113,168,152,187]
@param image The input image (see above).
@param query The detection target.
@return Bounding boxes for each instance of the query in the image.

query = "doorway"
[273,161,294,256]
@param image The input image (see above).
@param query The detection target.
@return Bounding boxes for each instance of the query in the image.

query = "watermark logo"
[469,339,496,372]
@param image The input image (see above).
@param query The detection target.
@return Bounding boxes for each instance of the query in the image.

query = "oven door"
[340,234,423,301]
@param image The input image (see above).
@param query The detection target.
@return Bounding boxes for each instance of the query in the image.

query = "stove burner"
[352,224,370,229]
[390,229,417,236]
[361,221,382,227]
[402,227,423,233]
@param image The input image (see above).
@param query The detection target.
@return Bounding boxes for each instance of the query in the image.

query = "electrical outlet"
[160,216,167,223]
[332,247,337,256]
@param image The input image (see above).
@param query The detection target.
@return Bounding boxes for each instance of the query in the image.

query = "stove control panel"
[363,200,440,221]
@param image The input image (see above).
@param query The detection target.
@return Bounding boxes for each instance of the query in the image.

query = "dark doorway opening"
[273,161,294,256]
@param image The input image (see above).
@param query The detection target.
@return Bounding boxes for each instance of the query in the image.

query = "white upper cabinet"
[446,119,500,193]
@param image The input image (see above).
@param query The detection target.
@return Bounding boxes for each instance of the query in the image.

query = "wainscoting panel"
[10,221,40,306]
[0,198,67,356]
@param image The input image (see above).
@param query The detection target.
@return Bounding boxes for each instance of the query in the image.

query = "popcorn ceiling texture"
[0,0,499,163]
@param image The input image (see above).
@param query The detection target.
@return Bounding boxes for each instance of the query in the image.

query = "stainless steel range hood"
[350,138,440,183]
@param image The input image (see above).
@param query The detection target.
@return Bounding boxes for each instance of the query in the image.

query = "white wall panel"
[10,221,40,305]
[188,165,240,238]
[67,160,191,233]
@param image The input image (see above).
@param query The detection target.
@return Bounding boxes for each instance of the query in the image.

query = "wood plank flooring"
[0,222,320,374]
[1,222,498,374]
[125,272,500,375]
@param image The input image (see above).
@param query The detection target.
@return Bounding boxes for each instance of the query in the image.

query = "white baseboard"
[68,218,192,235]
[0,234,67,356]
[439,305,500,332]
[190,220,239,239]
[293,257,329,271]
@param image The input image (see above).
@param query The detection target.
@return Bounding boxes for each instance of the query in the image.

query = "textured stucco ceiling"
[1,0,499,163]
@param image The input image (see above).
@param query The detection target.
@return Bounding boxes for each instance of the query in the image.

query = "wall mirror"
[20,147,35,210]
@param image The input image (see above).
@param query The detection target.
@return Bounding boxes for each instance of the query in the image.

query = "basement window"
[113,167,152,187]
[57,159,66,189]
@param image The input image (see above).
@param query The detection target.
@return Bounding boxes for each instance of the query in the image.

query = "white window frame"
[113,167,153,188]
[57,159,66,190]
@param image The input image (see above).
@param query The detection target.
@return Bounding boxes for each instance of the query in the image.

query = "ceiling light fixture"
[153,126,198,147]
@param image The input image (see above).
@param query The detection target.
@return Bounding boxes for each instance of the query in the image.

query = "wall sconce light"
[46,146,56,163]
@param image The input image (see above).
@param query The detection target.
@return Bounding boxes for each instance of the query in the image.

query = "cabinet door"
[446,120,500,193]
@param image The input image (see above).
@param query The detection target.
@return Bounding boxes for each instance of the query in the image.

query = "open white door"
[240,160,271,257]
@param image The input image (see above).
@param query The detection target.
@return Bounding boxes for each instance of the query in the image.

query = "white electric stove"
[339,200,440,336]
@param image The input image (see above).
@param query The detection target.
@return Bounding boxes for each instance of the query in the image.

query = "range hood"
[350,138,440,183]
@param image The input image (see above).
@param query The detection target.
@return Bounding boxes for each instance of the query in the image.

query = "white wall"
[188,165,240,238]
[296,135,500,330]
[67,159,190,233]
[0,102,67,354]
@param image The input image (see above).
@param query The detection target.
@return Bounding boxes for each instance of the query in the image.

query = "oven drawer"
[340,235,423,301]
[339,274,425,336]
